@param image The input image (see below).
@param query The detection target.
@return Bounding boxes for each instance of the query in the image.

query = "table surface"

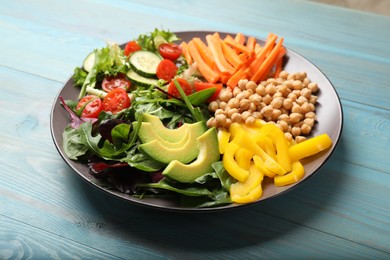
[1,0,389,259]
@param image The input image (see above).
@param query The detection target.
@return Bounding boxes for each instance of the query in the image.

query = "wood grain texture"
[0,0,389,258]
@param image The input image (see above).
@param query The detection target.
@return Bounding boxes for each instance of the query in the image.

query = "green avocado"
[138,122,190,149]
[142,113,196,142]
[162,127,220,183]
[138,121,207,164]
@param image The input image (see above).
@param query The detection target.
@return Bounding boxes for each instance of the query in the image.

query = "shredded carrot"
[180,42,192,65]
[206,33,236,75]
[251,37,284,83]
[187,41,220,83]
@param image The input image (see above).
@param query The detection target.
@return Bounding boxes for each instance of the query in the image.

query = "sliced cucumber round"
[129,50,161,78]
[83,51,95,72]
[127,70,159,87]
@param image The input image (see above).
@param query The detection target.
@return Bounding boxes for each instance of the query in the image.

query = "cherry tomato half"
[76,95,103,118]
[193,81,223,102]
[167,78,192,99]
[124,41,141,56]
[102,88,131,114]
[159,43,182,61]
[156,59,178,82]
[102,73,131,92]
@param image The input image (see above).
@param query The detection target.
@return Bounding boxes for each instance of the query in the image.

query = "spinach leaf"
[62,125,89,160]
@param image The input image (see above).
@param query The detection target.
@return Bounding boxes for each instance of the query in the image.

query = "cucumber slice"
[83,51,95,72]
[127,70,159,87]
[129,50,161,77]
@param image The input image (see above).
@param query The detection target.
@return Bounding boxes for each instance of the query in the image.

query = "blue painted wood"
[0,0,389,258]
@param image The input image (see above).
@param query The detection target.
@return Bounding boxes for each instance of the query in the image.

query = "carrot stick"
[187,41,220,83]
[180,42,192,65]
[274,46,286,78]
[221,40,244,69]
[251,37,284,83]
[224,35,253,54]
[234,33,246,45]
[226,66,248,89]
[206,33,236,75]
[192,37,216,69]
[249,33,278,76]
[246,36,257,51]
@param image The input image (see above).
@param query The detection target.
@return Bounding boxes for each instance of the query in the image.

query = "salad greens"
[62,28,233,208]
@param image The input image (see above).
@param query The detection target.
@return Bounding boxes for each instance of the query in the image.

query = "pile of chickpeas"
[206,71,319,143]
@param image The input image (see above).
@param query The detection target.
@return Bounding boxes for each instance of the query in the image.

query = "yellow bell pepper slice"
[235,147,254,170]
[259,123,291,173]
[232,131,285,176]
[230,163,264,200]
[256,135,277,160]
[217,129,231,154]
[231,184,263,204]
[253,155,276,178]
[289,133,332,162]
[274,161,305,186]
[223,142,250,182]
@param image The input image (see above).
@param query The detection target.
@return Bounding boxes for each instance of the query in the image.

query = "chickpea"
[256,85,266,96]
[265,83,277,95]
[208,101,218,112]
[302,77,310,87]
[239,99,251,111]
[219,101,227,110]
[305,111,317,120]
[290,112,302,124]
[296,96,308,106]
[262,94,272,105]
[278,114,290,123]
[292,80,303,90]
[207,118,217,128]
[291,103,301,113]
[248,102,257,112]
[300,102,312,114]
[291,126,301,137]
[301,88,312,99]
[228,98,239,108]
[227,108,239,117]
[279,71,289,79]
[301,123,312,135]
[245,81,257,91]
[309,95,318,104]
[261,105,273,118]
[249,93,262,105]
[241,111,252,121]
[287,92,297,101]
[252,111,263,119]
[245,116,256,126]
[308,82,319,93]
[272,109,282,121]
[283,98,293,110]
[284,132,293,142]
[243,90,253,99]
[277,120,289,132]
[219,89,233,102]
[224,118,232,129]
[236,92,246,101]
[233,87,242,96]
[303,118,315,127]
[238,79,249,90]
[231,113,243,123]
[278,84,289,97]
[295,136,307,143]
[215,114,227,127]
[215,108,225,116]
[271,96,283,109]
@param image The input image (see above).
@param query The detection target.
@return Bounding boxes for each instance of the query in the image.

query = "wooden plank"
[0,216,122,259]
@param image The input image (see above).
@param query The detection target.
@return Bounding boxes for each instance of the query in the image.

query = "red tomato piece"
[76,95,103,118]
[102,73,131,92]
[159,43,182,61]
[124,41,141,56]
[156,59,178,81]
[194,81,223,102]
[167,78,192,98]
[102,88,131,114]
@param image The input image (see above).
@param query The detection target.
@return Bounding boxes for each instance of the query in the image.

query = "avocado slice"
[138,121,207,164]
[142,113,194,142]
[162,127,220,183]
[138,122,190,149]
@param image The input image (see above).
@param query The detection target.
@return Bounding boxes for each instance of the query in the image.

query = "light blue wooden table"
[1,0,389,258]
